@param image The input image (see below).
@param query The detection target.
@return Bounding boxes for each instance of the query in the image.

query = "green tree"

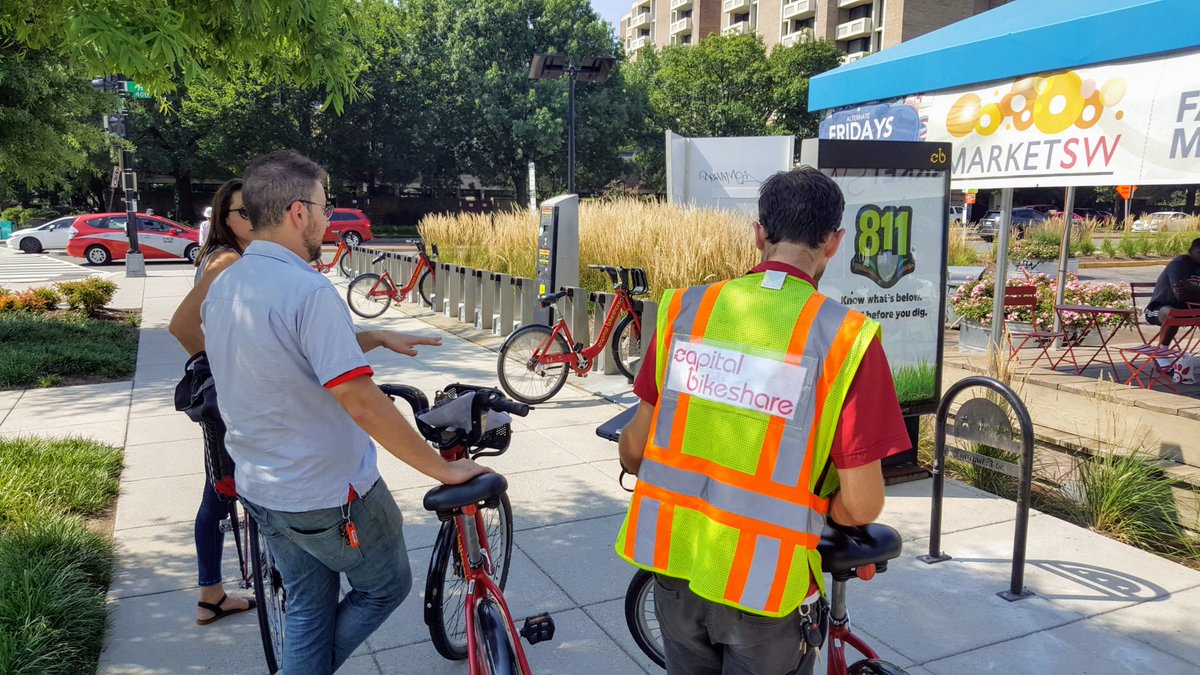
[406,0,638,197]
[0,49,111,199]
[1,0,372,112]
[648,34,774,138]
[767,40,844,139]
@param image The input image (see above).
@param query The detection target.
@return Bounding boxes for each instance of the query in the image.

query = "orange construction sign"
[964,193,977,205]
[1116,185,1138,200]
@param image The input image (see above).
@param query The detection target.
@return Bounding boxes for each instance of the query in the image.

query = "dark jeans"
[195,478,232,587]
[1145,306,1181,346]
[653,573,814,675]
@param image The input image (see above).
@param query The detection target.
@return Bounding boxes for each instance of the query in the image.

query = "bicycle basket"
[628,267,649,296]
[416,390,511,452]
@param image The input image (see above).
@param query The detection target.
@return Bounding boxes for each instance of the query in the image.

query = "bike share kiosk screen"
[534,194,580,324]
[799,139,951,476]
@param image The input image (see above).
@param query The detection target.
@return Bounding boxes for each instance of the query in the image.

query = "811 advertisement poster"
[821,170,946,407]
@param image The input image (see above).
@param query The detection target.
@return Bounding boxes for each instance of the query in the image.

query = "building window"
[845,37,870,53]
[848,4,872,20]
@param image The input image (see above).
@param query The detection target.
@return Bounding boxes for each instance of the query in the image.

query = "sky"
[592,0,629,32]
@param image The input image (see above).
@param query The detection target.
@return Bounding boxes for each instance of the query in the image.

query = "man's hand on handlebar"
[438,458,494,485]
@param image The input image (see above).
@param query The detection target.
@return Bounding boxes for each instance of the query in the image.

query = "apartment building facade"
[619,0,1009,60]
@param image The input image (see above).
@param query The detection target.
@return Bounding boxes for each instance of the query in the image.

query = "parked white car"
[5,216,78,253]
[1131,211,1191,232]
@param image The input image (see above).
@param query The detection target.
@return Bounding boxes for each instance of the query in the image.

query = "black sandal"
[196,592,257,625]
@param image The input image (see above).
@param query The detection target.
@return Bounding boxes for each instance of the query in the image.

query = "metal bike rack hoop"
[919,375,1036,602]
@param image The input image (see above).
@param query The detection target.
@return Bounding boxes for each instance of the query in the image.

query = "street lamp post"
[528,54,616,195]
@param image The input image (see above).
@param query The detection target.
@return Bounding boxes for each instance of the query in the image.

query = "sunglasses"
[224,207,249,220]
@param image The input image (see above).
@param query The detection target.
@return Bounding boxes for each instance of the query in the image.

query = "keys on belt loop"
[341,485,360,548]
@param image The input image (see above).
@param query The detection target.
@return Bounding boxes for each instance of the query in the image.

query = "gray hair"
[242,150,328,230]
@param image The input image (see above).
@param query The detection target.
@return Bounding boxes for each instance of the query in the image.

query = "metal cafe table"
[1053,305,1136,375]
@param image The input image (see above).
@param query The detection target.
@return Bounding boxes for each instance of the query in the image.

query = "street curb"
[1079,259,1171,269]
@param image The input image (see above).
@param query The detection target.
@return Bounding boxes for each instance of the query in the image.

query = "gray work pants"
[653,573,815,675]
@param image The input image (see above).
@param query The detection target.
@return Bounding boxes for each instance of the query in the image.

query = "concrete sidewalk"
[11,269,1194,674]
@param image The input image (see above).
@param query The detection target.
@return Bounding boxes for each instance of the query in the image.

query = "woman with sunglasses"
[170,178,257,625]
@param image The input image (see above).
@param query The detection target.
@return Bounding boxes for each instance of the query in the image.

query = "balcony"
[630,36,652,51]
[629,12,652,29]
[633,0,651,7]
[670,0,693,10]
[670,17,694,34]
[781,27,814,47]
[782,0,815,20]
[723,0,751,13]
[836,16,873,40]
[837,0,873,7]
[722,21,752,35]
[843,49,870,63]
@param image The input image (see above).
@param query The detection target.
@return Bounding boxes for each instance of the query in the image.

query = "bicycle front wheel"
[418,269,435,308]
[497,325,570,404]
[426,494,514,661]
[249,517,285,674]
[475,597,520,675]
[612,314,644,381]
[347,273,394,318]
[625,570,665,668]
[338,249,353,277]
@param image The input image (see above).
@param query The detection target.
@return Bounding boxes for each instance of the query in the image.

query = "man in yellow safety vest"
[617,167,910,674]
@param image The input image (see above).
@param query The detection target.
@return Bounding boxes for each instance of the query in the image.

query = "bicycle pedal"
[519,613,555,645]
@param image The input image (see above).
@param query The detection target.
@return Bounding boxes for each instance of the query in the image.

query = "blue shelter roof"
[809,0,1200,111]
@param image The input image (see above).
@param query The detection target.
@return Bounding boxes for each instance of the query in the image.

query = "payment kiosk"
[534,194,580,324]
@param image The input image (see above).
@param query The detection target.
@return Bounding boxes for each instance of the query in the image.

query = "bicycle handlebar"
[380,382,530,454]
[491,396,530,418]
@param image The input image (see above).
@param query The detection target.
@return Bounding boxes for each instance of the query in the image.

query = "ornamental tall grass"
[418,200,759,300]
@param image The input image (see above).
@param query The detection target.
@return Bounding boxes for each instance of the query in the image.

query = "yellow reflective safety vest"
[615,270,880,617]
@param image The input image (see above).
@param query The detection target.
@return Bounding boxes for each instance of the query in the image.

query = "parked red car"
[326,208,373,246]
[66,213,200,265]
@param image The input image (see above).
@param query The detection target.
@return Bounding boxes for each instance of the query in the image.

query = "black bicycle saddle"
[818,522,903,580]
[423,472,508,517]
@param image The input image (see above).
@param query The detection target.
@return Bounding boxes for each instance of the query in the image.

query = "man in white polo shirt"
[202,149,489,674]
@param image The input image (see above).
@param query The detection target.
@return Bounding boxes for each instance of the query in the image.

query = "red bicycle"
[312,237,353,276]
[497,265,648,404]
[346,241,438,318]
[382,383,554,675]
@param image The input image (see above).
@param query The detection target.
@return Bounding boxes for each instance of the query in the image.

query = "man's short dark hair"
[242,150,329,230]
[757,167,845,248]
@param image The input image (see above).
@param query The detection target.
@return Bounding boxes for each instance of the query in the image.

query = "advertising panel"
[820,171,946,408]
[819,48,1200,188]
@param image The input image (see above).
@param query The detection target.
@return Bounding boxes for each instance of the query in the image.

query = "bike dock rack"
[919,375,1036,602]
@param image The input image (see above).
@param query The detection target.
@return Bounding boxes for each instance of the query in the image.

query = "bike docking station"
[919,375,1036,602]
[534,194,580,325]
[799,138,952,485]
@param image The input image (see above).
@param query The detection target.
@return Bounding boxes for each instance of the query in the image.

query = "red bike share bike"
[383,383,555,675]
[346,241,438,318]
[497,265,648,404]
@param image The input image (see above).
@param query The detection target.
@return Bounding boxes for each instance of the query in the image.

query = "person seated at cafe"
[1145,237,1200,344]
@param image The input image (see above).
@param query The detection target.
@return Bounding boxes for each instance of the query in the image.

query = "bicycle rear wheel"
[347,273,394,318]
[426,494,514,660]
[475,597,520,675]
[338,249,353,277]
[625,570,665,668]
[418,269,435,308]
[497,325,570,404]
[612,314,643,381]
[249,517,285,674]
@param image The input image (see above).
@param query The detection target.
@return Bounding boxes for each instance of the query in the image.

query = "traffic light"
[90,75,123,92]
[104,114,127,138]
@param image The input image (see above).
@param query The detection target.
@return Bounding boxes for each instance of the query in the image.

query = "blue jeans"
[242,479,412,675]
[195,478,232,587]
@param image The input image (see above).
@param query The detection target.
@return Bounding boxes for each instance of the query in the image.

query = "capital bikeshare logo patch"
[665,341,807,420]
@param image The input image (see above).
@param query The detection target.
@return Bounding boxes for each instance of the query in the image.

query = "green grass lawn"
[0,311,138,389]
[0,436,123,675]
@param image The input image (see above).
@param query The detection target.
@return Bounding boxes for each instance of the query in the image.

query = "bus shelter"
[809,0,1200,352]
